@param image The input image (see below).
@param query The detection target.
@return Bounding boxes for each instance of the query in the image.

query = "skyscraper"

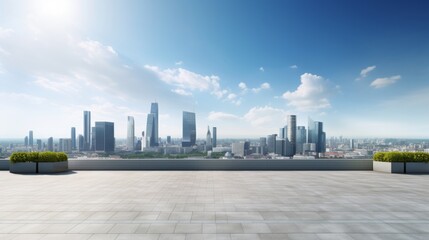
[146,113,156,147]
[59,138,72,152]
[91,127,96,151]
[24,136,28,147]
[127,116,135,150]
[296,126,306,155]
[206,126,212,151]
[275,139,285,156]
[267,134,277,153]
[287,115,297,156]
[182,111,196,147]
[47,137,53,151]
[77,135,84,152]
[308,118,326,154]
[279,127,286,139]
[71,127,76,150]
[145,102,159,147]
[212,127,217,148]
[150,102,159,146]
[83,111,91,150]
[259,137,267,155]
[95,122,115,152]
[36,139,42,151]
[29,130,33,148]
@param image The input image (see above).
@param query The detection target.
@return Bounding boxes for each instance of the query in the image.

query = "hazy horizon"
[1,0,428,139]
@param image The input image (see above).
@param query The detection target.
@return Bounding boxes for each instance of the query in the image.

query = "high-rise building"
[350,139,355,150]
[47,137,53,151]
[29,130,33,148]
[95,122,115,152]
[259,137,267,155]
[212,127,217,147]
[36,139,42,151]
[83,111,91,150]
[206,126,212,151]
[91,127,96,151]
[232,141,250,157]
[127,116,135,150]
[71,127,76,150]
[279,127,286,139]
[59,138,72,152]
[182,111,196,147]
[146,113,156,147]
[275,139,285,156]
[287,115,297,156]
[296,126,307,155]
[24,136,28,147]
[77,135,84,152]
[141,131,145,151]
[267,134,277,153]
[308,118,326,154]
[151,102,159,146]
[167,136,171,144]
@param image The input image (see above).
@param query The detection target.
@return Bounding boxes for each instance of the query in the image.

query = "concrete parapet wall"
[0,159,373,171]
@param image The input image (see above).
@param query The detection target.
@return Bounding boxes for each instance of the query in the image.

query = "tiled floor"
[0,171,428,240]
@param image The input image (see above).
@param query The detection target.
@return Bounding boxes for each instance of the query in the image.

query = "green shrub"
[373,152,429,162]
[373,152,385,161]
[10,152,68,163]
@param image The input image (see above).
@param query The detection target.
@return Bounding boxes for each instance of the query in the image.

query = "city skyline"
[1,0,429,139]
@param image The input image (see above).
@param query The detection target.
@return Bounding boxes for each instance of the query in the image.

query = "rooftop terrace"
[1,171,429,240]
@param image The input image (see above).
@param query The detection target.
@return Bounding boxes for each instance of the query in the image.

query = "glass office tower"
[182,111,196,147]
[95,122,115,152]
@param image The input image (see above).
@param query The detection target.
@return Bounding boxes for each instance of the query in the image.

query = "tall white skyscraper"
[83,111,91,150]
[29,130,33,148]
[127,116,135,150]
[287,115,297,156]
[71,127,76,150]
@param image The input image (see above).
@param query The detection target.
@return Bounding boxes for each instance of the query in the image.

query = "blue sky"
[0,0,428,139]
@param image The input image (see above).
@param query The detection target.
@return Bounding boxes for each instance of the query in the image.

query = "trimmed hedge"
[10,152,68,163]
[373,151,429,162]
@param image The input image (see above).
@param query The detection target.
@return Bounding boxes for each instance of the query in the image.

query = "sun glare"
[34,0,74,21]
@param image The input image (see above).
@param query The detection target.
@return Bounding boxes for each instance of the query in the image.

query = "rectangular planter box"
[9,162,37,174]
[373,161,405,173]
[38,161,68,174]
[406,162,429,174]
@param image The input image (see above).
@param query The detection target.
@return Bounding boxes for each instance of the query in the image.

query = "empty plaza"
[1,171,429,240]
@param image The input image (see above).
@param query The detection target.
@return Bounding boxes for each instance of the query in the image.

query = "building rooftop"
[1,171,429,239]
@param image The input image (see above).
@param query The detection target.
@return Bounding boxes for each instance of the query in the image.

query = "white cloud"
[290,65,298,69]
[370,75,401,89]
[238,82,247,90]
[172,88,192,96]
[243,106,288,127]
[259,66,264,72]
[208,111,240,121]
[356,65,376,81]
[145,65,229,98]
[282,73,335,111]
[175,60,183,65]
[227,93,237,100]
[251,82,271,93]
[0,23,175,102]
